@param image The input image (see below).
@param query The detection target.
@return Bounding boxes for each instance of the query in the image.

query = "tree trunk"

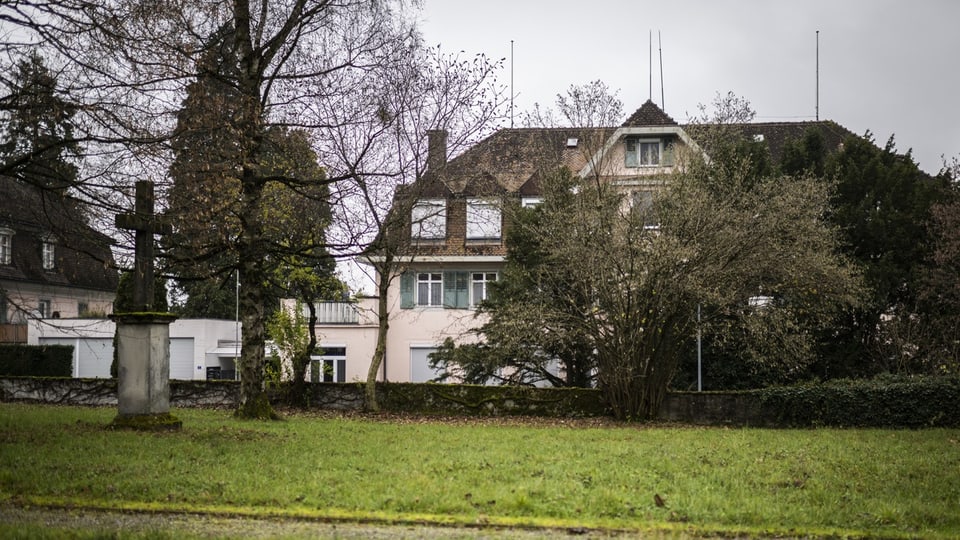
[365,263,392,412]
[231,21,276,418]
[290,299,318,406]
[234,176,278,420]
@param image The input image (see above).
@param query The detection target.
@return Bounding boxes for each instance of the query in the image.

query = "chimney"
[427,129,448,172]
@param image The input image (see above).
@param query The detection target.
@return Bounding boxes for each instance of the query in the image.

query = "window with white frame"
[416,272,443,306]
[466,199,501,240]
[625,138,661,167]
[471,272,497,306]
[0,228,13,265]
[311,346,347,383]
[521,197,543,208]
[411,199,446,239]
[42,239,56,270]
[38,299,51,319]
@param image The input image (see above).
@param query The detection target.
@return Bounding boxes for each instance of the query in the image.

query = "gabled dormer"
[579,100,701,179]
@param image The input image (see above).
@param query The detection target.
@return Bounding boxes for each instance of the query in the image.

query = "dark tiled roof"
[389,111,869,260]
[685,120,859,164]
[420,127,614,197]
[424,120,860,197]
[623,100,678,127]
[0,177,118,292]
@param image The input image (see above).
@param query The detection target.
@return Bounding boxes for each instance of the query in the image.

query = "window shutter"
[457,272,469,307]
[624,138,638,167]
[400,272,415,309]
[443,271,469,308]
[662,142,674,166]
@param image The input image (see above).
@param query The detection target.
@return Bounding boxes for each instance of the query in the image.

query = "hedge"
[0,345,73,377]
[3,371,959,427]
[757,375,960,428]
[377,382,606,417]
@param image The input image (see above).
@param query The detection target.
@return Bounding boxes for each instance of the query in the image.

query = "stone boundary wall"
[0,377,770,425]
[0,378,241,408]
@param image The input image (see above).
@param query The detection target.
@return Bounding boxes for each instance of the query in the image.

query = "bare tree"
[317,46,506,411]
[0,1,433,418]
[522,80,624,129]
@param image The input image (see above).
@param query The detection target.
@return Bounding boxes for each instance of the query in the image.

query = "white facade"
[27,318,241,380]
[381,264,496,382]
[1,281,115,323]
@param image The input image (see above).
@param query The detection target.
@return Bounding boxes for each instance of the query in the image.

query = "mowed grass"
[0,403,958,538]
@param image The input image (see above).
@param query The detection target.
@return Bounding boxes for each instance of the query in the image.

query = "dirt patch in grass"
[272,408,648,429]
[0,504,633,539]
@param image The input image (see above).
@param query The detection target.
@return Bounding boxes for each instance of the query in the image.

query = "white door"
[40,338,113,378]
[169,338,195,380]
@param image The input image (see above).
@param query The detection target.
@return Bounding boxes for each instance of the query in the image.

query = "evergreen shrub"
[0,345,73,377]
[758,375,960,427]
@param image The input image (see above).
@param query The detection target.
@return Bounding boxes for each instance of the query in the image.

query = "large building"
[310,101,857,383]
[0,178,118,342]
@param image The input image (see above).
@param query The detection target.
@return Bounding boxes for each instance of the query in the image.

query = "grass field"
[0,403,958,538]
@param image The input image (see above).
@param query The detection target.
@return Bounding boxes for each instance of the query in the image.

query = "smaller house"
[1,178,118,342]
[277,298,380,383]
[28,317,243,380]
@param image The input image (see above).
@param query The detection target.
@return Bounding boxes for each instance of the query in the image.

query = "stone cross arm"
[115,181,172,312]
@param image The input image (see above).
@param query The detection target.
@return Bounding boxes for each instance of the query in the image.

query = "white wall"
[28,318,240,380]
[381,263,495,383]
[1,280,114,320]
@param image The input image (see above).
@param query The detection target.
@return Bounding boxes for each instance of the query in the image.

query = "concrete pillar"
[111,313,181,430]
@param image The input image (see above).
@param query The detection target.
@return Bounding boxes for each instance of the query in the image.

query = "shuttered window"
[625,138,661,167]
[443,271,469,308]
[400,271,472,309]
[411,199,446,239]
[466,199,501,239]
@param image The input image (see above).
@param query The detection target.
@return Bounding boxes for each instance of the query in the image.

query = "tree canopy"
[435,97,863,418]
[0,52,80,191]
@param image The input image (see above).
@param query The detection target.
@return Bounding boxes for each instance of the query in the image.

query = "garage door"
[169,338,195,380]
[40,337,113,378]
[410,347,443,382]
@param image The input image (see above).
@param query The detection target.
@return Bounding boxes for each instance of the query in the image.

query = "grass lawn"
[0,402,958,538]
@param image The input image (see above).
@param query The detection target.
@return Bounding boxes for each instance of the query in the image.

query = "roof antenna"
[648,30,652,101]
[815,30,820,121]
[510,39,515,128]
[659,30,665,111]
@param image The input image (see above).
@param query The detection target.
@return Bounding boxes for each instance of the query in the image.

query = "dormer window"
[625,137,661,167]
[0,227,12,265]
[521,197,543,208]
[466,198,501,240]
[411,199,446,239]
[41,235,57,270]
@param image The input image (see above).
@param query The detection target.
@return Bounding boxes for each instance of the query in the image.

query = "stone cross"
[115,181,171,312]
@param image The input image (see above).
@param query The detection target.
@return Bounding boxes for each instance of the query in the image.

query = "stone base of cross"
[111,181,180,431]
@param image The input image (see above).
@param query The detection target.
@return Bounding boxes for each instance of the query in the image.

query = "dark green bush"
[758,375,960,428]
[0,345,73,377]
[378,383,607,417]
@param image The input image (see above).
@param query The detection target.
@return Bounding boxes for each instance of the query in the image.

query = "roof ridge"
[622,100,678,127]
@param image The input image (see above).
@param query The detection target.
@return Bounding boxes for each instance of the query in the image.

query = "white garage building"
[27,318,241,380]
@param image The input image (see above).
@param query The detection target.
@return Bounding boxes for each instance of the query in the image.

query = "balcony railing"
[303,302,360,324]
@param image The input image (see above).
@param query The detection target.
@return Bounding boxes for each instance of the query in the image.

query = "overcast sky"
[419,0,958,175]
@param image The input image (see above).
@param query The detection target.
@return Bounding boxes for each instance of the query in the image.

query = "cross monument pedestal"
[111,180,181,431]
